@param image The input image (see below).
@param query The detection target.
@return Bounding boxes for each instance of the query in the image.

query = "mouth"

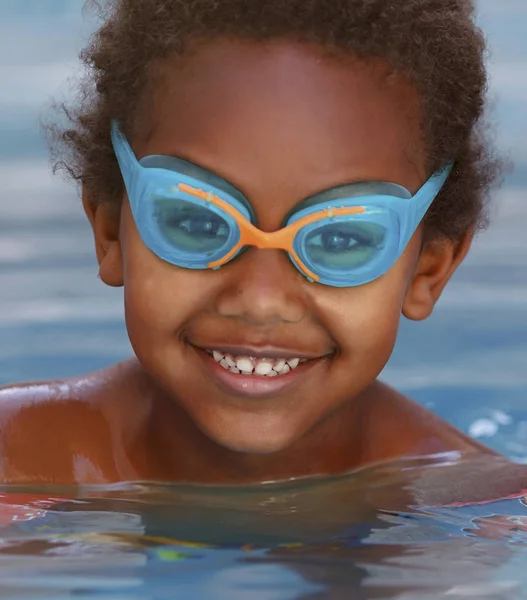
[192,345,331,399]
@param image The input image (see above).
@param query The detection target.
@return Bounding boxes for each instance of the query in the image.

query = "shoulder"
[0,360,148,484]
[359,380,497,463]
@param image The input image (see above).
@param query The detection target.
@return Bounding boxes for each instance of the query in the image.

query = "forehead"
[136,39,426,220]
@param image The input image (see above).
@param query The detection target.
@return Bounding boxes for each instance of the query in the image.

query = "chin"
[201,418,302,456]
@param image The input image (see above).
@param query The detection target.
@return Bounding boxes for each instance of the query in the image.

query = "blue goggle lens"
[155,197,231,256]
[303,220,388,272]
[149,197,397,286]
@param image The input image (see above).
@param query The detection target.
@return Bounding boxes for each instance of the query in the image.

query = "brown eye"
[304,220,387,270]
[169,213,225,238]
[155,199,230,253]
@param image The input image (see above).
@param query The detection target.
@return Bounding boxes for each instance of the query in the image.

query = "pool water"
[3,454,527,599]
[1,0,527,598]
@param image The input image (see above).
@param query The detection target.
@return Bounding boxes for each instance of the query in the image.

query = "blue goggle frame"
[111,121,452,287]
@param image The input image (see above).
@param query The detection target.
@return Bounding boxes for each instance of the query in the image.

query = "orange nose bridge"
[178,183,366,282]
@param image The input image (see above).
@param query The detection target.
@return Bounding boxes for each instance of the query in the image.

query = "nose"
[214,248,308,325]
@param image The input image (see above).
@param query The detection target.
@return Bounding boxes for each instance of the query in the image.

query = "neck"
[140,377,368,484]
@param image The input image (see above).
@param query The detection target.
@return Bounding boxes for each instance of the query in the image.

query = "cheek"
[119,205,212,334]
[315,243,420,360]
[339,283,402,353]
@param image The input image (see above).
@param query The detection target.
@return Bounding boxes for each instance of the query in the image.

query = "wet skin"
[0,39,495,484]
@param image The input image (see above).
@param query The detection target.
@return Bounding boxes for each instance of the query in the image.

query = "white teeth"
[273,359,286,372]
[254,361,274,376]
[236,357,254,373]
[209,350,307,377]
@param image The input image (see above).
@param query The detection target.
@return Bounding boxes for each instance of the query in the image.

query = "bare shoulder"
[360,380,497,463]
[0,359,149,484]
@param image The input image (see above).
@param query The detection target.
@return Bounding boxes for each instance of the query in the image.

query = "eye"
[303,220,387,270]
[167,212,227,238]
[308,225,380,253]
[319,230,363,252]
[155,200,231,254]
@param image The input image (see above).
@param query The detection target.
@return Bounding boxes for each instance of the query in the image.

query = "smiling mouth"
[205,350,309,378]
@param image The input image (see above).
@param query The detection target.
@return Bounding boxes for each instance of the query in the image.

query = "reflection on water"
[1,455,527,599]
[0,1,526,598]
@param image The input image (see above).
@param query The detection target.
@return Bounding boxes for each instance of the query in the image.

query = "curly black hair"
[49,0,502,240]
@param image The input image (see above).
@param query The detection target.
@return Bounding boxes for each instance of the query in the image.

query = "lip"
[192,345,330,399]
[196,344,324,361]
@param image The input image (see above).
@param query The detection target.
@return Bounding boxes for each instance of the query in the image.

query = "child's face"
[89,39,466,455]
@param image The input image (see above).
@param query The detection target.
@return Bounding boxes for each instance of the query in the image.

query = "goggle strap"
[409,164,453,235]
[111,121,141,197]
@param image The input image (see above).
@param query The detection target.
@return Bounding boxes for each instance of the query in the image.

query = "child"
[0,0,501,484]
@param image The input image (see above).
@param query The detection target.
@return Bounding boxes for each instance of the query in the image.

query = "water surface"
[2,454,527,599]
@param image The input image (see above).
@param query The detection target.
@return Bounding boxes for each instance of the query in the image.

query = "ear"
[82,186,124,287]
[402,228,474,321]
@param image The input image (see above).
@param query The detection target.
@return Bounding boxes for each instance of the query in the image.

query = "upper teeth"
[211,351,306,377]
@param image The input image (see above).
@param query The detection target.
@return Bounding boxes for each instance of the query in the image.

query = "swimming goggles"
[111,121,452,287]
